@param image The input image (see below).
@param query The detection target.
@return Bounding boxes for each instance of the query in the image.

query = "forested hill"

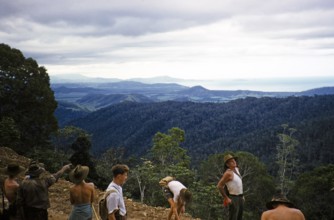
[67,95,334,169]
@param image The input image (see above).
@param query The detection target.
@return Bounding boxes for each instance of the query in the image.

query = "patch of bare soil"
[0,147,200,220]
[49,179,199,220]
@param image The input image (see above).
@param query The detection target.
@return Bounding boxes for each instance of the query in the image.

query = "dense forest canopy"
[66,96,334,171]
[0,43,58,153]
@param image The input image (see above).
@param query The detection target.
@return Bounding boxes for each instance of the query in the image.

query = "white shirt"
[226,167,243,195]
[167,180,187,202]
[106,181,126,216]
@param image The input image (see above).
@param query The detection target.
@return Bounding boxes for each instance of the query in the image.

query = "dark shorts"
[162,187,173,200]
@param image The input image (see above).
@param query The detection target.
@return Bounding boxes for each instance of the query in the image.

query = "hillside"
[53,80,334,126]
[0,147,199,220]
[65,95,334,168]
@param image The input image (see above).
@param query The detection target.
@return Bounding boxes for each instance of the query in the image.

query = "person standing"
[217,154,244,220]
[160,177,192,220]
[261,193,305,220]
[106,164,129,220]
[16,160,71,220]
[68,165,95,220]
[1,163,25,220]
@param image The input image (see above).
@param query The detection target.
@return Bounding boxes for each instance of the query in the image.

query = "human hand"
[223,197,232,207]
[63,164,72,171]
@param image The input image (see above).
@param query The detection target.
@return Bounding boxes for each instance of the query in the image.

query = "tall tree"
[199,153,226,183]
[151,127,189,169]
[95,146,127,188]
[131,159,156,203]
[276,124,300,194]
[51,126,89,153]
[127,127,194,206]
[291,164,334,220]
[69,136,98,182]
[0,43,58,153]
[236,151,275,218]
[0,117,20,148]
[188,182,224,220]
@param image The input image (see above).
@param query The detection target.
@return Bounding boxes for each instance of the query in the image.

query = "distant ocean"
[180,77,334,92]
[50,74,334,92]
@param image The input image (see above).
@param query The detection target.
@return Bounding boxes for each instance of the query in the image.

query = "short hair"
[180,188,192,203]
[111,164,129,177]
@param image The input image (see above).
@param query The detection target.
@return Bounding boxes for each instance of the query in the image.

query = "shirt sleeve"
[45,175,57,187]
[106,191,119,214]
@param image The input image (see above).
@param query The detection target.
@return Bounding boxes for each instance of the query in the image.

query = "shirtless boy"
[69,165,95,220]
[261,193,305,220]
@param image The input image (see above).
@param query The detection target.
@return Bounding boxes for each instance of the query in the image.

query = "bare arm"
[90,184,95,203]
[53,164,72,180]
[217,171,233,198]
[217,171,233,206]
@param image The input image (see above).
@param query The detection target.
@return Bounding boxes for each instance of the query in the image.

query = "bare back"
[261,205,305,220]
[70,182,95,204]
[4,178,20,203]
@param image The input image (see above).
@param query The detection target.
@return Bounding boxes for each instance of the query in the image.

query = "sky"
[1,0,334,91]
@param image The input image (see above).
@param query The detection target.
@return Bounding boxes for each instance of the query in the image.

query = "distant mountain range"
[52,79,334,105]
[50,74,194,84]
[50,74,334,91]
[51,75,334,169]
[52,80,334,128]
[50,74,334,125]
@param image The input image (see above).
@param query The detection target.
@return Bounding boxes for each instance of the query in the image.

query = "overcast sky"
[1,0,334,89]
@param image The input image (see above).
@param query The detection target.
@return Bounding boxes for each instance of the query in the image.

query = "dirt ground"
[0,147,200,220]
[48,179,198,220]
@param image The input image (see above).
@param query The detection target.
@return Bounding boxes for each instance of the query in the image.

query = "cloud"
[1,0,334,81]
[3,1,334,38]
